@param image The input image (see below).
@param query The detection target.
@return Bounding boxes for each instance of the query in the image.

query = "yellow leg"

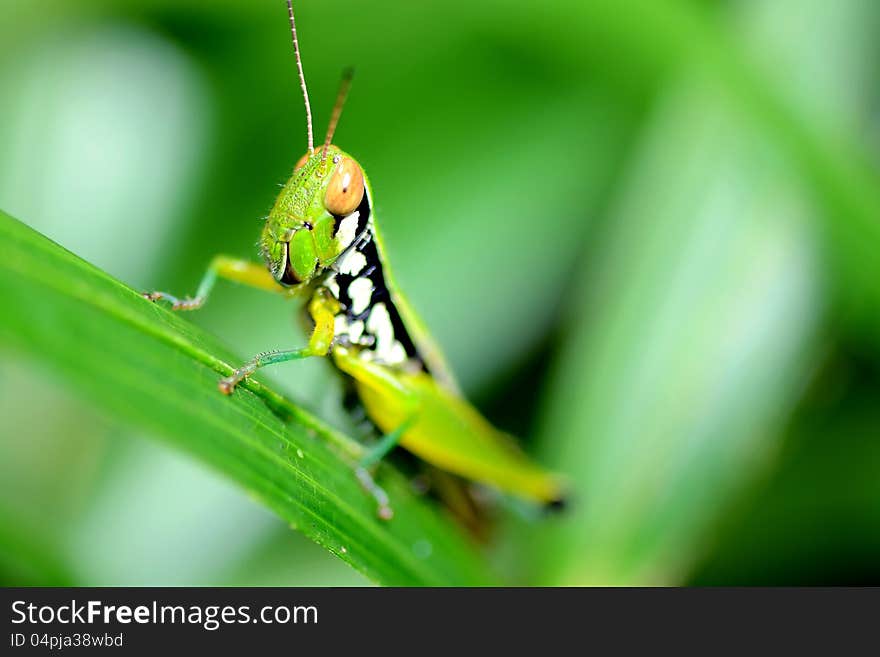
[218,288,341,393]
[143,255,287,310]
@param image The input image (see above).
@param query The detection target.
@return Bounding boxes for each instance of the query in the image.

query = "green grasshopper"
[146,1,565,519]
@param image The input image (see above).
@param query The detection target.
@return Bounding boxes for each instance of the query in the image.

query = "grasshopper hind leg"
[353,414,418,521]
[355,466,394,521]
[341,382,411,521]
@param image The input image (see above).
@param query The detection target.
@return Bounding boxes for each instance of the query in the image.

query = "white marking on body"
[325,274,340,298]
[387,341,407,364]
[366,303,407,365]
[336,249,367,276]
[366,303,392,351]
[334,314,350,337]
[348,277,373,315]
[335,212,359,251]
[349,320,365,343]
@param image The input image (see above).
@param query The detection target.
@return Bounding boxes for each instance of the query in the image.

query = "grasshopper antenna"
[322,67,354,163]
[286,0,314,152]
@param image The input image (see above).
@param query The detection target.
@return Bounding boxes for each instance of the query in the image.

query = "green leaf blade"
[0,209,492,586]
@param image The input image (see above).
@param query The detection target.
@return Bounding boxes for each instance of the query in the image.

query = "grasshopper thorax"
[260,145,368,287]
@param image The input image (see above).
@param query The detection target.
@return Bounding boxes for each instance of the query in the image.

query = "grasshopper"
[146,1,565,519]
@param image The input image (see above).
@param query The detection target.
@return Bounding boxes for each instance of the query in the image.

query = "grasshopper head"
[261,144,366,287]
[267,7,362,287]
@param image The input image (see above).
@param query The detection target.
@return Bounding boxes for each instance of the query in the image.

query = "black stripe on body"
[323,189,427,372]
[338,236,422,361]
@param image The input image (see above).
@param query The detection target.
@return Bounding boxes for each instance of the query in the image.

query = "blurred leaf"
[473,0,880,336]
[689,397,880,585]
[217,526,373,587]
[531,78,823,584]
[0,506,76,586]
[0,210,492,586]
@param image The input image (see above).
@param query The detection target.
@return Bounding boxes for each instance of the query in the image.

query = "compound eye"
[324,157,364,216]
[293,150,312,172]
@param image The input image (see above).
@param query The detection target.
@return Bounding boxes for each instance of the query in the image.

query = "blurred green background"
[1,0,879,585]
